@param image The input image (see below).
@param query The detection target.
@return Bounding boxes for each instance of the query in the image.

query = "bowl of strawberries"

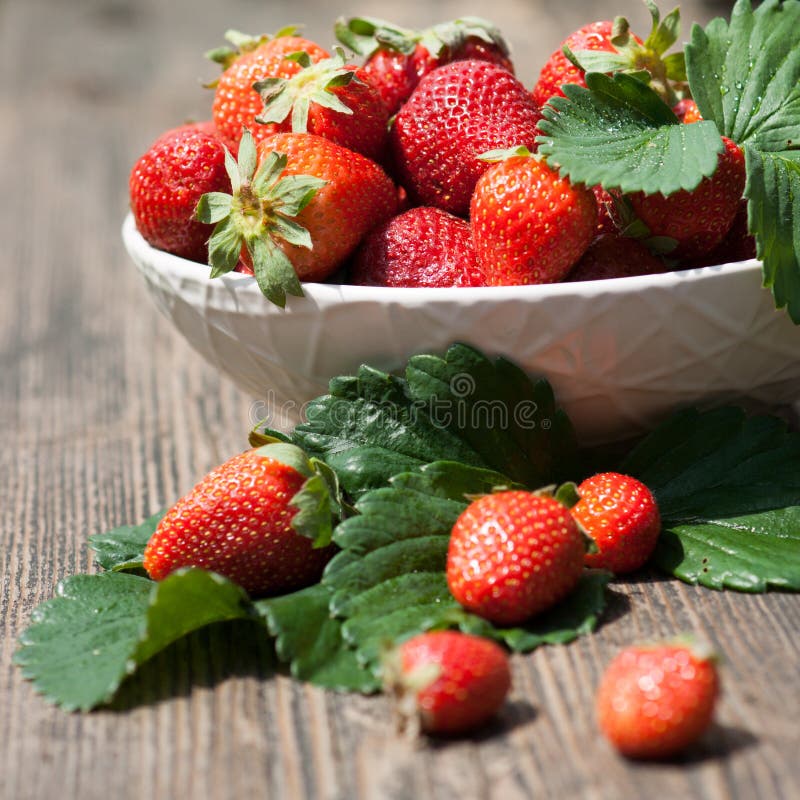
[124,3,800,444]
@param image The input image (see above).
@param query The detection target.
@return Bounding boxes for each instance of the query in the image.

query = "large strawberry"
[628,136,746,260]
[129,122,230,263]
[390,60,541,216]
[383,631,512,736]
[596,641,720,759]
[349,206,485,287]
[447,489,586,626]
[209,29,329,150]
[470,148,597,285]
[254,49,389,162]
[335,16,513,115]
[195,129,398,306]
[143,443,340,597]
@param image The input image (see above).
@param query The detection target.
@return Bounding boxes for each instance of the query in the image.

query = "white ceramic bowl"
[122,213,800,444]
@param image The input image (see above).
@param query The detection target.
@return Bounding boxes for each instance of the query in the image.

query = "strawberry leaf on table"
[684,0,800,321]
[536,72,724,195]
[14,569,259,711]
[291,342,578,499]
[88,510,165,573]
[620,407,800,591]
[261,461,611,684]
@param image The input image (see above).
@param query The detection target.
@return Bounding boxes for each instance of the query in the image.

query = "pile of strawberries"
[129,10,755,306]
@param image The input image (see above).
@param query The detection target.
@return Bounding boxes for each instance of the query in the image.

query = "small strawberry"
[566,234,666,282]
[390,60,541,216]
[129,122,230,262]
[209,29,329,150]
[447,489,586,626]
[350,206,485,287]
[628,136,746,260]
[596,641,720,759]
[383,631,512,735]
[673,98,703,123]
[195,129,398,306]
[534,4,687,109]
[254,49,389,162]
[571,472,661,573]
[143,443,340,597]
[335,16,513,115]
[470,148,597,285]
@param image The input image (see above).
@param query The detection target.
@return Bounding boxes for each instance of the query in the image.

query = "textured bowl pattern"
[123,214,800,443]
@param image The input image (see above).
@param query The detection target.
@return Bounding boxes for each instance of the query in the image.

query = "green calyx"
[254,48,360,133]
[334,15,509,60]
[477,145,535,163]
[567,0,686,105]
[194,129,326,308]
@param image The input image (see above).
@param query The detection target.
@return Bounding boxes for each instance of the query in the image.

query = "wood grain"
[1,1,798,799]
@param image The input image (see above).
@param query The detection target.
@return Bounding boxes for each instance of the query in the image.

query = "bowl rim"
[122,212,763,303]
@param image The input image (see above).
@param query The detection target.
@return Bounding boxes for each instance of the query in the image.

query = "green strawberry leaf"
[620,407,800,591]
[291,342,578,499]
[685,0,800,320]
[15,569,259,711]
[537,72,723,195]
[88,510,165,573]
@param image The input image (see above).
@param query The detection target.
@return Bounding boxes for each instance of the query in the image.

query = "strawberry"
[447,490,586,626]
[533,5,686,110]
[383,631,511,735]
[209,29,329,150]
[195,129,398,306]
[349,206,485,287]
[470,148,597,285]
[628,136,746,260]
[673,98,703,123]
[254,49,389,162]
[566,234,666,282]
[129,122,230,263]
[596,641,720,759]
[571,472,661,573]
[143,444,338,597]
[688,199,757,267]
[390,60,541,216]
[335,16,513,115]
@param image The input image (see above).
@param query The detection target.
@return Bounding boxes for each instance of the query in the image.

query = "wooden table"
[2,1,798,798]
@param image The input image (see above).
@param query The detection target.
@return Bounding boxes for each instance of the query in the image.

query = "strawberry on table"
[254,49,389,162]
[571,472,661,573]
[209,29,330,150]
[446,489,586,626]
[335,16,514,115]
[349,206,485,288]
[470,147,597,285]
[129,122,230,263]
[143,444,339,597]
[390,60,541,216]
[596,641,720,759]
[383,631,512,736]
[195,129,398,306]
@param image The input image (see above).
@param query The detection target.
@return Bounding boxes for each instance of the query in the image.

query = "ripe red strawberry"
[129,122,230,262]
[566,234,666,282]
[390,60,541,216]
[210,30,329,150]
[384,631,511,735]
[674,98,703,123]
[470,149,597,285]
[533,21,619,108]
[596,641,720,759]
[629,136,746,260]
[143,446,336,597]
[336,16,514,115]
[688,199,756,267]
[447,490,586,626]
[195,130,398,306]
[350,206,485,287]
[571,472,661,573]
[254,50,389,162]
